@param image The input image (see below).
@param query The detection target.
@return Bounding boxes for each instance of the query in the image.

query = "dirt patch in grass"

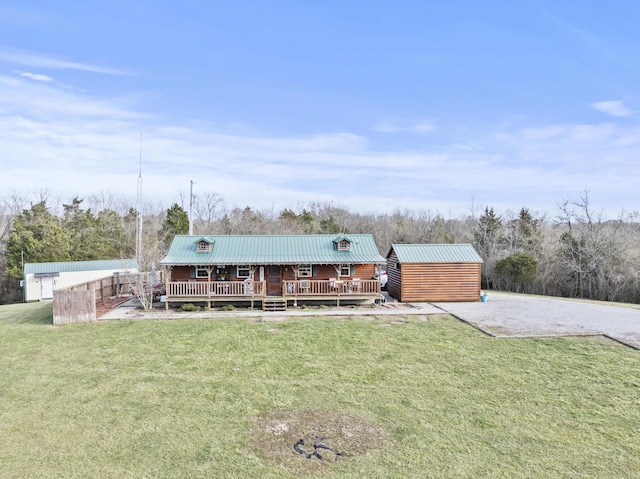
[247,408,391,475]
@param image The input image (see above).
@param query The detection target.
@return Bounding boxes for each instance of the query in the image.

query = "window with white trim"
[195,267,209,278]
[298,264,312,277]
[196,241,210,252]
[340,264,351,277]
[237,265,251,279]
[337,240,351,251]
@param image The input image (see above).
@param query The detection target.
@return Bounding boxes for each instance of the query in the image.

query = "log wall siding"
[386,252,402,300]
[398,263,481,302]
[387,251,481,302]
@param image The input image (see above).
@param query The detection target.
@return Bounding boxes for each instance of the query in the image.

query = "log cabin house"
[159,234,387,310]
[386,244,483,302]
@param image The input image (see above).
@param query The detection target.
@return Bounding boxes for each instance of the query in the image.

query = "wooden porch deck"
[164,279,380,308]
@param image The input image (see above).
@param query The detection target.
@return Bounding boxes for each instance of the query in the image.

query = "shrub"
[179,303,201,312]
[495,252,537,293]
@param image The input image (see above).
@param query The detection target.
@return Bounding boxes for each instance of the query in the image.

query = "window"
[196,241,210,252]
[337,240,351,251]
[237,266,251,279]
[298,264,312,277]
[195,267,209,278]
[340,264,351,277]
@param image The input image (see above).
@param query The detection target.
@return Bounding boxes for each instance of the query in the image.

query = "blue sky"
[1,1,639,216]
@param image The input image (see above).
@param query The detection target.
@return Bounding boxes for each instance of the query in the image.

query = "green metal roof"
[24,258,139,275]
[388,244,483,264]
[160,234,387,266]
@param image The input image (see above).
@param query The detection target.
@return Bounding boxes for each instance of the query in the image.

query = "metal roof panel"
[24,258,139,274]
[389,244,483,263]
[160,234,387,265]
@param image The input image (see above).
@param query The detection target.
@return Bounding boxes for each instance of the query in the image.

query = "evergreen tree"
[62,197,99,260]
[95,209,128,258]
[473,206,504,288]
[160,203,189,246]
[6,201,71,280]
[495,252,537,293]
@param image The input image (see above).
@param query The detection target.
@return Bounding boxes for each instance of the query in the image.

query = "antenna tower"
[189,180,194,235]
[136,132,143,267]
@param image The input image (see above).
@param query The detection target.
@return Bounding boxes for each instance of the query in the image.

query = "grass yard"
[1,302,639,478]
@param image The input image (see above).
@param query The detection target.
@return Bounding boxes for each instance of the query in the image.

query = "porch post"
[165,266,171,310]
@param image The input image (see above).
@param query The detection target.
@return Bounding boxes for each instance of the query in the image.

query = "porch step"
[262,297,287,311]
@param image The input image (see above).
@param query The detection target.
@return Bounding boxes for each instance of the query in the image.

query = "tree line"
[1,189,638,304]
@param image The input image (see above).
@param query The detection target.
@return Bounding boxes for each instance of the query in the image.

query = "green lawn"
[1,302,639,478]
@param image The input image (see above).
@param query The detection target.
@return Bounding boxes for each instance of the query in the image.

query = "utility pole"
[136,132,147,309]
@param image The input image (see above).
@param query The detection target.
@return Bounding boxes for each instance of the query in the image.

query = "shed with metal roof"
[386,244,483,302]
[23,259,138,302]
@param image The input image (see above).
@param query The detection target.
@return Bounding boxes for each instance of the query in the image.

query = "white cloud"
[453,143,484,151]
[0,73,148,119]
[589,100,632,117]
[569,123,615,142]
[0,69,638,217]
[0,45,128,76]
[374,121,436,134]
[521,125,565,140]
[412,122,436,133]
[16,71,54,82]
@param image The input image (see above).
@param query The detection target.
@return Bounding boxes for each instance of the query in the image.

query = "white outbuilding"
[23,259,138,302]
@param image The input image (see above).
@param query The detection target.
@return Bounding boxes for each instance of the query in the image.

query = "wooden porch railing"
[166,279,379,299]
[283,279,380,297]
[167,280,265,297]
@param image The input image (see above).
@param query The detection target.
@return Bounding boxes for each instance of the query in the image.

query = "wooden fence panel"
[53,272,160,325]
[53,290,96,325]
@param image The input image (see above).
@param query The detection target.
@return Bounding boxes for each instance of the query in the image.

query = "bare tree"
[555,191,627,300]
[193,192,224,233]
[87,190,133,215]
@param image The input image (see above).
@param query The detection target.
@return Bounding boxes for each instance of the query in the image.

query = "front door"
[41,277,54,300]
[266,265,282,296]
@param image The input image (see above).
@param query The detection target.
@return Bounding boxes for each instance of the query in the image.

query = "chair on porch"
[243,278,253,295]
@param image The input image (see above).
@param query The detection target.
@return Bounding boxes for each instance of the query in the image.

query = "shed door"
[41,277,54,300]
[266,266,282,296]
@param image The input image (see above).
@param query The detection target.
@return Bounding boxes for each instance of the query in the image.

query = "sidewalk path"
[98,297,444,321]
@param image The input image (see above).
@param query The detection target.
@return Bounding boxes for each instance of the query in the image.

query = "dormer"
[194,237,215,253]
[333,235,353,251]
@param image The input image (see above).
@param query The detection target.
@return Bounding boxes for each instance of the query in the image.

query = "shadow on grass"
[0,302,53,325]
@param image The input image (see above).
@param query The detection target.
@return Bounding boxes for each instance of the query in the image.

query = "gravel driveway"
[421,292,640,349]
